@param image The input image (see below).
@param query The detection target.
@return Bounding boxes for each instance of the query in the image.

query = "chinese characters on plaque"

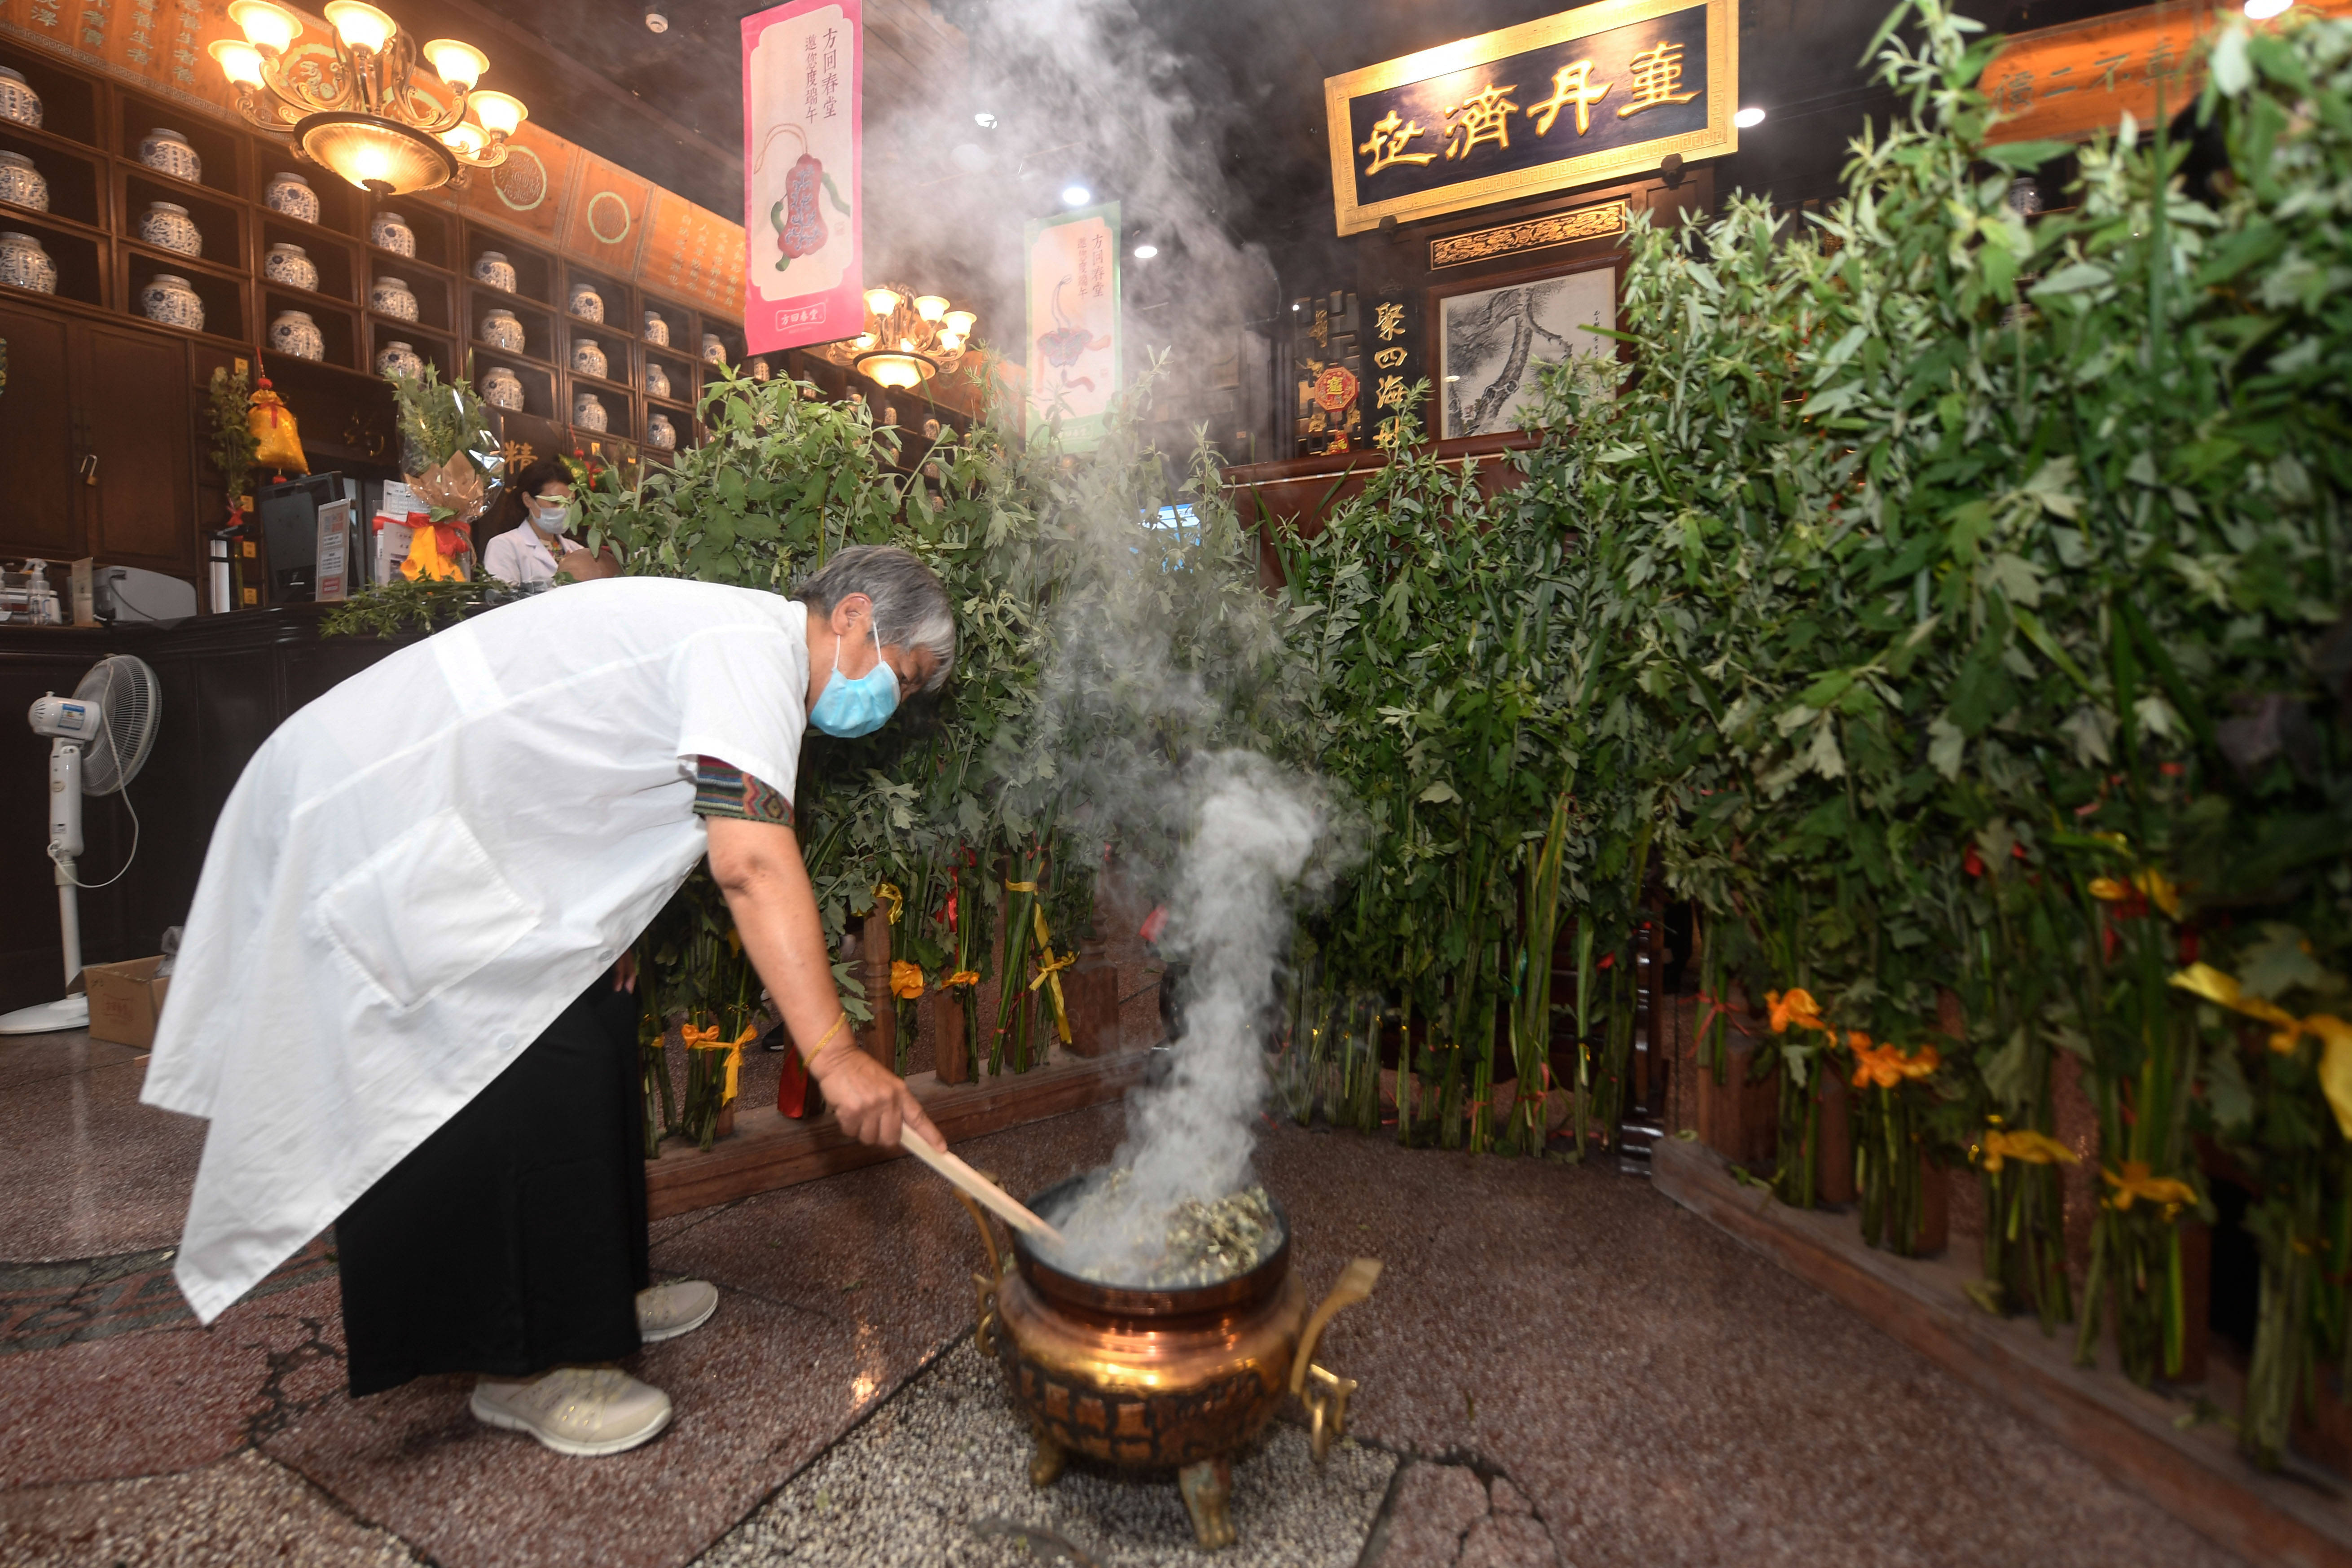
[1973,3,2268,147]
[742,0,864,356]
[1024,201,1121,450]
[1367,296,1426,451]
[1324,0,1738,235]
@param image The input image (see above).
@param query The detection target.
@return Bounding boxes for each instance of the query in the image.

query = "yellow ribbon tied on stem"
[681,1021,756,1103]
[2102,1160,2198,1216]
[945,969,980,988]
[2170,962,2352,1137]
[2089,866,2182,918]
[1029,904,1075,1045]
[1974,1127,2078,1172]
[874,882,904,925]
[890,959,926,1000]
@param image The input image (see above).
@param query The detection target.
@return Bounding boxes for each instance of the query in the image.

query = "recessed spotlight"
[644,8,668,31]
[1133,242,1158,259]
[2244,0,2290,16]
[1061,183,1092,207]
[1734,105,1767,128]
[974,110,998,129]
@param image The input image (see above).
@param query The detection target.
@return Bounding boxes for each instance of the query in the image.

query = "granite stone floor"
[0,1030,2247,1568]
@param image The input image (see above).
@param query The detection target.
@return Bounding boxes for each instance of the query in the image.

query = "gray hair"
[795,545,956,692]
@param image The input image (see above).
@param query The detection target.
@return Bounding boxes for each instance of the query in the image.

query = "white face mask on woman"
[526,496,570,536]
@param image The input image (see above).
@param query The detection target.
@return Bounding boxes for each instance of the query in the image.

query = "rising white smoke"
[1046,751,1325,1284]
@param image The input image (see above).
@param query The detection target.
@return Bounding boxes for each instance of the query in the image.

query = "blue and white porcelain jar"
[572,336,607,379]
[270,308,325,361]
[748,356,770,382]
[139,128,202,184]
[369,209,414,256]
[0,151,45,212]
[480,365,525,411]
[642,310,668,347]
[140,273,204,332]
[139,200,202,258]
[374,339,424,380]
[567,281,602,322]
[265,170,319,224]
[643,360,669,400]
[0,230,56,294]
[0,67,42,130]
[572,391,607,432]
[700,332,726,365]
[479,307,524,352]
[264,242,317,292]
[370,274,418,321]
[473,250,516,292]
[646,412,676,450]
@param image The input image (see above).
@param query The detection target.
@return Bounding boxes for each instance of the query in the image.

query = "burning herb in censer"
[1050,1168,1283,1288]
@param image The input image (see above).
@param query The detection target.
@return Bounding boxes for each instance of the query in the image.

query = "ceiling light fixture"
[210,0,523,195]
[1060,183,1092,208]
[1734,105,1767,128]
[819,284,976,390]
[644,9,669,32]
[1132,242,1159,259]
[2244,0,2290,17]
[973,110,998,129]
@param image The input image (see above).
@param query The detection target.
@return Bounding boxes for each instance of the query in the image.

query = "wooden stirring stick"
[901,1126,1066,1246]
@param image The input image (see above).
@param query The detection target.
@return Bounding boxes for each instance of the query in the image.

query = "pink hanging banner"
[741,0,863,356]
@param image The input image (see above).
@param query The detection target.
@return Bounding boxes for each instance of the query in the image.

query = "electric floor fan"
[0,654,160,1034]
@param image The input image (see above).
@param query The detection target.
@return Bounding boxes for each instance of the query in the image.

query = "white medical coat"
[142,577,810,1323]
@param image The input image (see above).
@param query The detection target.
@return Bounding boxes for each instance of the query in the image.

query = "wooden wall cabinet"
[0,299,193,575]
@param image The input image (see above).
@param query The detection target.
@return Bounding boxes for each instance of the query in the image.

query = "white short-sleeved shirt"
[141,577,809,1322]
[480,524,564,587]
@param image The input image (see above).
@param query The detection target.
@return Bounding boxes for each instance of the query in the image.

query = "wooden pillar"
[861,906,894,1068]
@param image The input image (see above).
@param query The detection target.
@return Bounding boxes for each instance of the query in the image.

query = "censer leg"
[1028,1419,1067,1488]
[1178,1455,1236,1550]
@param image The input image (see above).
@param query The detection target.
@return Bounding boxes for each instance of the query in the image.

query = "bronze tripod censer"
[959,1174,1381,1550]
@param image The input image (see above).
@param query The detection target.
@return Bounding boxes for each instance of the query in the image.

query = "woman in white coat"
[142,545,952,1457]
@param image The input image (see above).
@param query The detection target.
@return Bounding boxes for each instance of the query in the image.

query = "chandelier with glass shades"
[817,286,977,390]
[209,1,526,197]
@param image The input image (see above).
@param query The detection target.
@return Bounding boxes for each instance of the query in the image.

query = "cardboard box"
[84,956,170,1048]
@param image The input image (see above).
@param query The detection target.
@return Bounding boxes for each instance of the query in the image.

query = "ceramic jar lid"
[484,306,518,319]
[2,229,48,248]
[377,275,408,290]
[0,151,33,169]
[480,250,507,262]
[147,127,191,145]
[275,308,316,322]
[270,169,311,185]
[146,199,189,214]
[268,241,307,255]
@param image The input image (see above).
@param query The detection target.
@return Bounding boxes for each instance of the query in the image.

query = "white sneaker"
[470,1366,673,1457]
[637,1279,720,1343]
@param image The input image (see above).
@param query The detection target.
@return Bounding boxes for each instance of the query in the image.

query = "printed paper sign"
[1023,201,1121,450]
[314,497,351,603]
[742,0,863,356]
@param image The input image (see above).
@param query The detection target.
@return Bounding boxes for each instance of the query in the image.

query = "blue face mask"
[808,620,901,738]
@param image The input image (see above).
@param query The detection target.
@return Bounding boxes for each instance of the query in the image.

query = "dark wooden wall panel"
[0,611,414,1013]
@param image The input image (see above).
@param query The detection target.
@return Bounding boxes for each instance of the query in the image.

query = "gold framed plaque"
[1324,0,1739,237]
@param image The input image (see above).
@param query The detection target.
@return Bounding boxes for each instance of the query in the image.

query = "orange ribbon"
[1767,988,1829,1036]
[1850,1034,1941,1089]
[890,959,926,999]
